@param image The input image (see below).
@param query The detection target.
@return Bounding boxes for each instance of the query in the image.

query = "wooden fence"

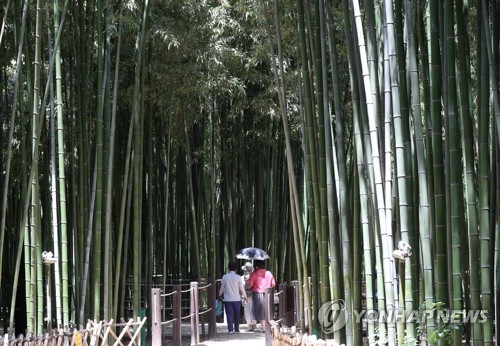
[0,317,147,346]
[150,279,217,346]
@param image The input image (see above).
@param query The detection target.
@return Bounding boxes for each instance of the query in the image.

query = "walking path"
[198,323,265,345]
[166,322,266,345]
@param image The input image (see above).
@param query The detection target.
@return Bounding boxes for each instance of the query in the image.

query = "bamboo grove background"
[0,0,499,344]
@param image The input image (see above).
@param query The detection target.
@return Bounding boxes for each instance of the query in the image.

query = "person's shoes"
[248,324,256,331]
[229,331,234,334]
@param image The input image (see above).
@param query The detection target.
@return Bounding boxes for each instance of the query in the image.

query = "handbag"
[216,298,224,316]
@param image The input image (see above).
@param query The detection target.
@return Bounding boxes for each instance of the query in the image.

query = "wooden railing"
[151,279,300,346]
[264,281,301,346]
[150,278,217,346]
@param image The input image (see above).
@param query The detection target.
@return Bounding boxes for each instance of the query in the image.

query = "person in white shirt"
[219,261,247,333]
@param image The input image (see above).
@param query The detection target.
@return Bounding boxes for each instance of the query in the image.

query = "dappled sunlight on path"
[197,323,265,345]
[167,322,266,345]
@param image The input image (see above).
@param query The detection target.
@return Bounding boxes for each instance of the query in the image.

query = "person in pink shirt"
[248,260,276,331]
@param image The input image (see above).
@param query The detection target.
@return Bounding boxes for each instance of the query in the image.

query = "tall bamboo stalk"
[185,127,201,279]
[427,0,448,308]
[93,0,104,321]
[101,0,112,322]
[8,1,69,331]
[478,3,493,342]
[353,115,376,345]
[443,1,464,344]
[352,0,396,343]
[495,151,500,346]
[313,1,333,325]
[261,0,311,332]
[132,0,150,317]
[52,0,70,327]
[109,3,124,320]
[297,0,319,332]
[0,0,29,293]
[404,0,435,339]
[30,0,44,332]
[49,43,63,331]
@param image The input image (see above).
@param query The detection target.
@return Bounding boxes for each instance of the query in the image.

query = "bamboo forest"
[0,0,499,344]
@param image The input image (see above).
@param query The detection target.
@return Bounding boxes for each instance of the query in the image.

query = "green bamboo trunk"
[8,0,67,330]
[313,1,333,325]
[384,0,416,340]
[443,1,463,344]
[404,0,435,338]
[76,0,90,320]
[495,153,500,346]
[353,118,376,345]
[351,178,362,346]
[297,0,320,333]
[53,0,70,327]
[427,0,448,308]
[477,6,493,342]
[108,3,124,320]
[31,0,43,332]
[93,0,104,321]
[49,65,63,330]
[262,0,311,331]
[185,128,201,279]
[133,0,150,316]
[352,0,396,343]
[0,0,29,293]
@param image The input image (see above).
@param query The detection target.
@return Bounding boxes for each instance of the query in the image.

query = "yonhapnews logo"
[318,299,348,333]
[318,300,489,334]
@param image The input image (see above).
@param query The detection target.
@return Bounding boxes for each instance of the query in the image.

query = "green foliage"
[399,302,459,345]
[413,301,458,346]
[402,334,419,346]
[428,328,453,346]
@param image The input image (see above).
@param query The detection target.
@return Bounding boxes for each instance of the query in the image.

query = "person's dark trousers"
[224,301,242,332]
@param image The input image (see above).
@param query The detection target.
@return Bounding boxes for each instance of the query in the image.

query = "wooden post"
[278,284,287,326]
[190,282,199,346]
[89,321,102,346]
[291,281,299,326]
[286,284,295,327]
[207,278,217,338]
[264,287,273,346]
[151,289,162,345]
[173,285,182,346]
